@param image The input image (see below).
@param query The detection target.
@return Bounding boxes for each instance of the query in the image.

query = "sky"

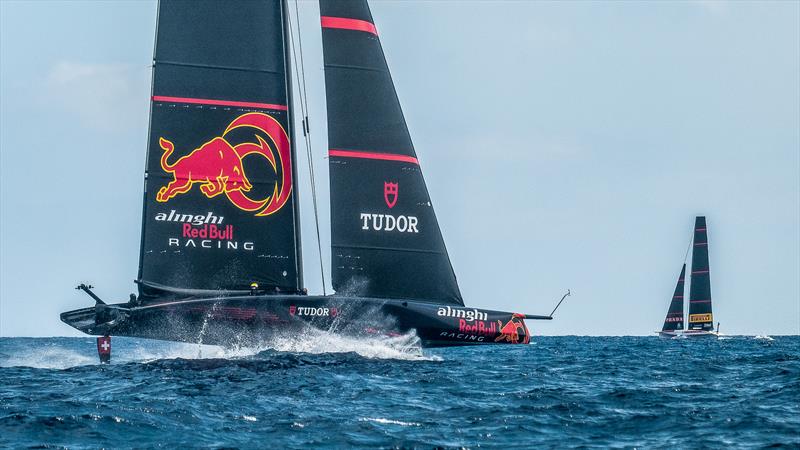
[1,0,798,337]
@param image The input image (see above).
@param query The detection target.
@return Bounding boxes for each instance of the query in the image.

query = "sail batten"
[329,149,420,165]
[157,62,287,74]
[332,244,449,255]
[321,16,378,35]
[320,0,463,304]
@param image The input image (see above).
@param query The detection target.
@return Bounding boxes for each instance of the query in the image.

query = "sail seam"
[332,244,445,255]
[155,60,284,75]
[325,63,387,74]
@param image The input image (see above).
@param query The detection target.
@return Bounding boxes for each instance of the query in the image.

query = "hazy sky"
[1,0,798,336]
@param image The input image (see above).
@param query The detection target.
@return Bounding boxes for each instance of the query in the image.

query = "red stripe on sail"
[692,270,709,274]
[694,242,708,246]
[321,16,378,36]
[329,149,419,165]
[695,228,706,231]
[152,95,288,111]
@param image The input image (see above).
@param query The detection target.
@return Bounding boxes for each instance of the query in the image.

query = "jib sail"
[688,216,714,330]
[138,0,301,295]
[662,264,686,332]
[320,0,463,305]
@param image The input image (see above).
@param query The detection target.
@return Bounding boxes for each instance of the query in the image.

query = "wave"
[359,417,421,427]
[0,346,96,370]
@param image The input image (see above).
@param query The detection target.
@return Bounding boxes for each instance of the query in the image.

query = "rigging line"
[683,227,693,265]
[288,0,327,295]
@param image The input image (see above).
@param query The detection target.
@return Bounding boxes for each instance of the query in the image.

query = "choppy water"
[1,335,798,448]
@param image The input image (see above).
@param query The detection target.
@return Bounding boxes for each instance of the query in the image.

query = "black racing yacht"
[61,0,568,360]
[658,216,719,338]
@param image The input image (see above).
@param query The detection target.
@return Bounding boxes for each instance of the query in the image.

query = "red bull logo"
[459,319,497,336]
[494,314,530,344]
[156,112,292,217]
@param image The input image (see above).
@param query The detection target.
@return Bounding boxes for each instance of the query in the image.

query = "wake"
[0,346,96,370]
[237,327,439,361]
[0,329,438,369]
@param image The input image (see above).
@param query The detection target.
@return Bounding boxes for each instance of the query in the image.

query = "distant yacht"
[658,216,719,338]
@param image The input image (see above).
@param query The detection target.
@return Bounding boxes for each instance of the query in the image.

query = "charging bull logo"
[156,112,292,217]
[494,314,530,344]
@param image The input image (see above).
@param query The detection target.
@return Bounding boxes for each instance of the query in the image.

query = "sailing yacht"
[658,216,719,338]
[61,0,567,358]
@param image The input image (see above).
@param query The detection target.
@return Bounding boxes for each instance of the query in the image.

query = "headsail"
[319,0,463,304]
[688,216,714,330]
[661,264,686,332]
[138,0,301,295]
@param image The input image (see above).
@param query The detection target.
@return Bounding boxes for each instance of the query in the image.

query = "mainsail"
[319,0,463,304]
[138,0,301,295]
[661,264,686,332]
[688,216,714,330]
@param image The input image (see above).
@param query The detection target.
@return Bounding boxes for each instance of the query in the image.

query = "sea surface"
[1,335,798,449]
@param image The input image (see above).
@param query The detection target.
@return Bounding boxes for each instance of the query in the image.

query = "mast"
[281,0,303,290]
[661,264,686,332]
[688,216,714,331]
[137,1,162,284]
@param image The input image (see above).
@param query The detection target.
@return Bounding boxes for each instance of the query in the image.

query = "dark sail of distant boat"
[60,0,568,361]
[660,264,685,334]
[688,216,715,332]
[658,216,718,338]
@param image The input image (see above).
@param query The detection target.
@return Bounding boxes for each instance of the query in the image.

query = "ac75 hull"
[657,330,718,338]
[60,295,535,348]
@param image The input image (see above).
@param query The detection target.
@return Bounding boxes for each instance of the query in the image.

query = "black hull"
[657,330,719,338]
[61,295,534,348]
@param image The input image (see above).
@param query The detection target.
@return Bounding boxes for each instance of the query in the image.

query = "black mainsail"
[138,0,301,295]
[688,216,714,331]
[320,0,463,305]
[661,264,686,332]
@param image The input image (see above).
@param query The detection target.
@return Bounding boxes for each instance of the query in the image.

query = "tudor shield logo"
[384,182,398,209]
[156,112,292,217]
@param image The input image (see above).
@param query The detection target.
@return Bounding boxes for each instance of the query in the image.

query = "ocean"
[1,335,798,449]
